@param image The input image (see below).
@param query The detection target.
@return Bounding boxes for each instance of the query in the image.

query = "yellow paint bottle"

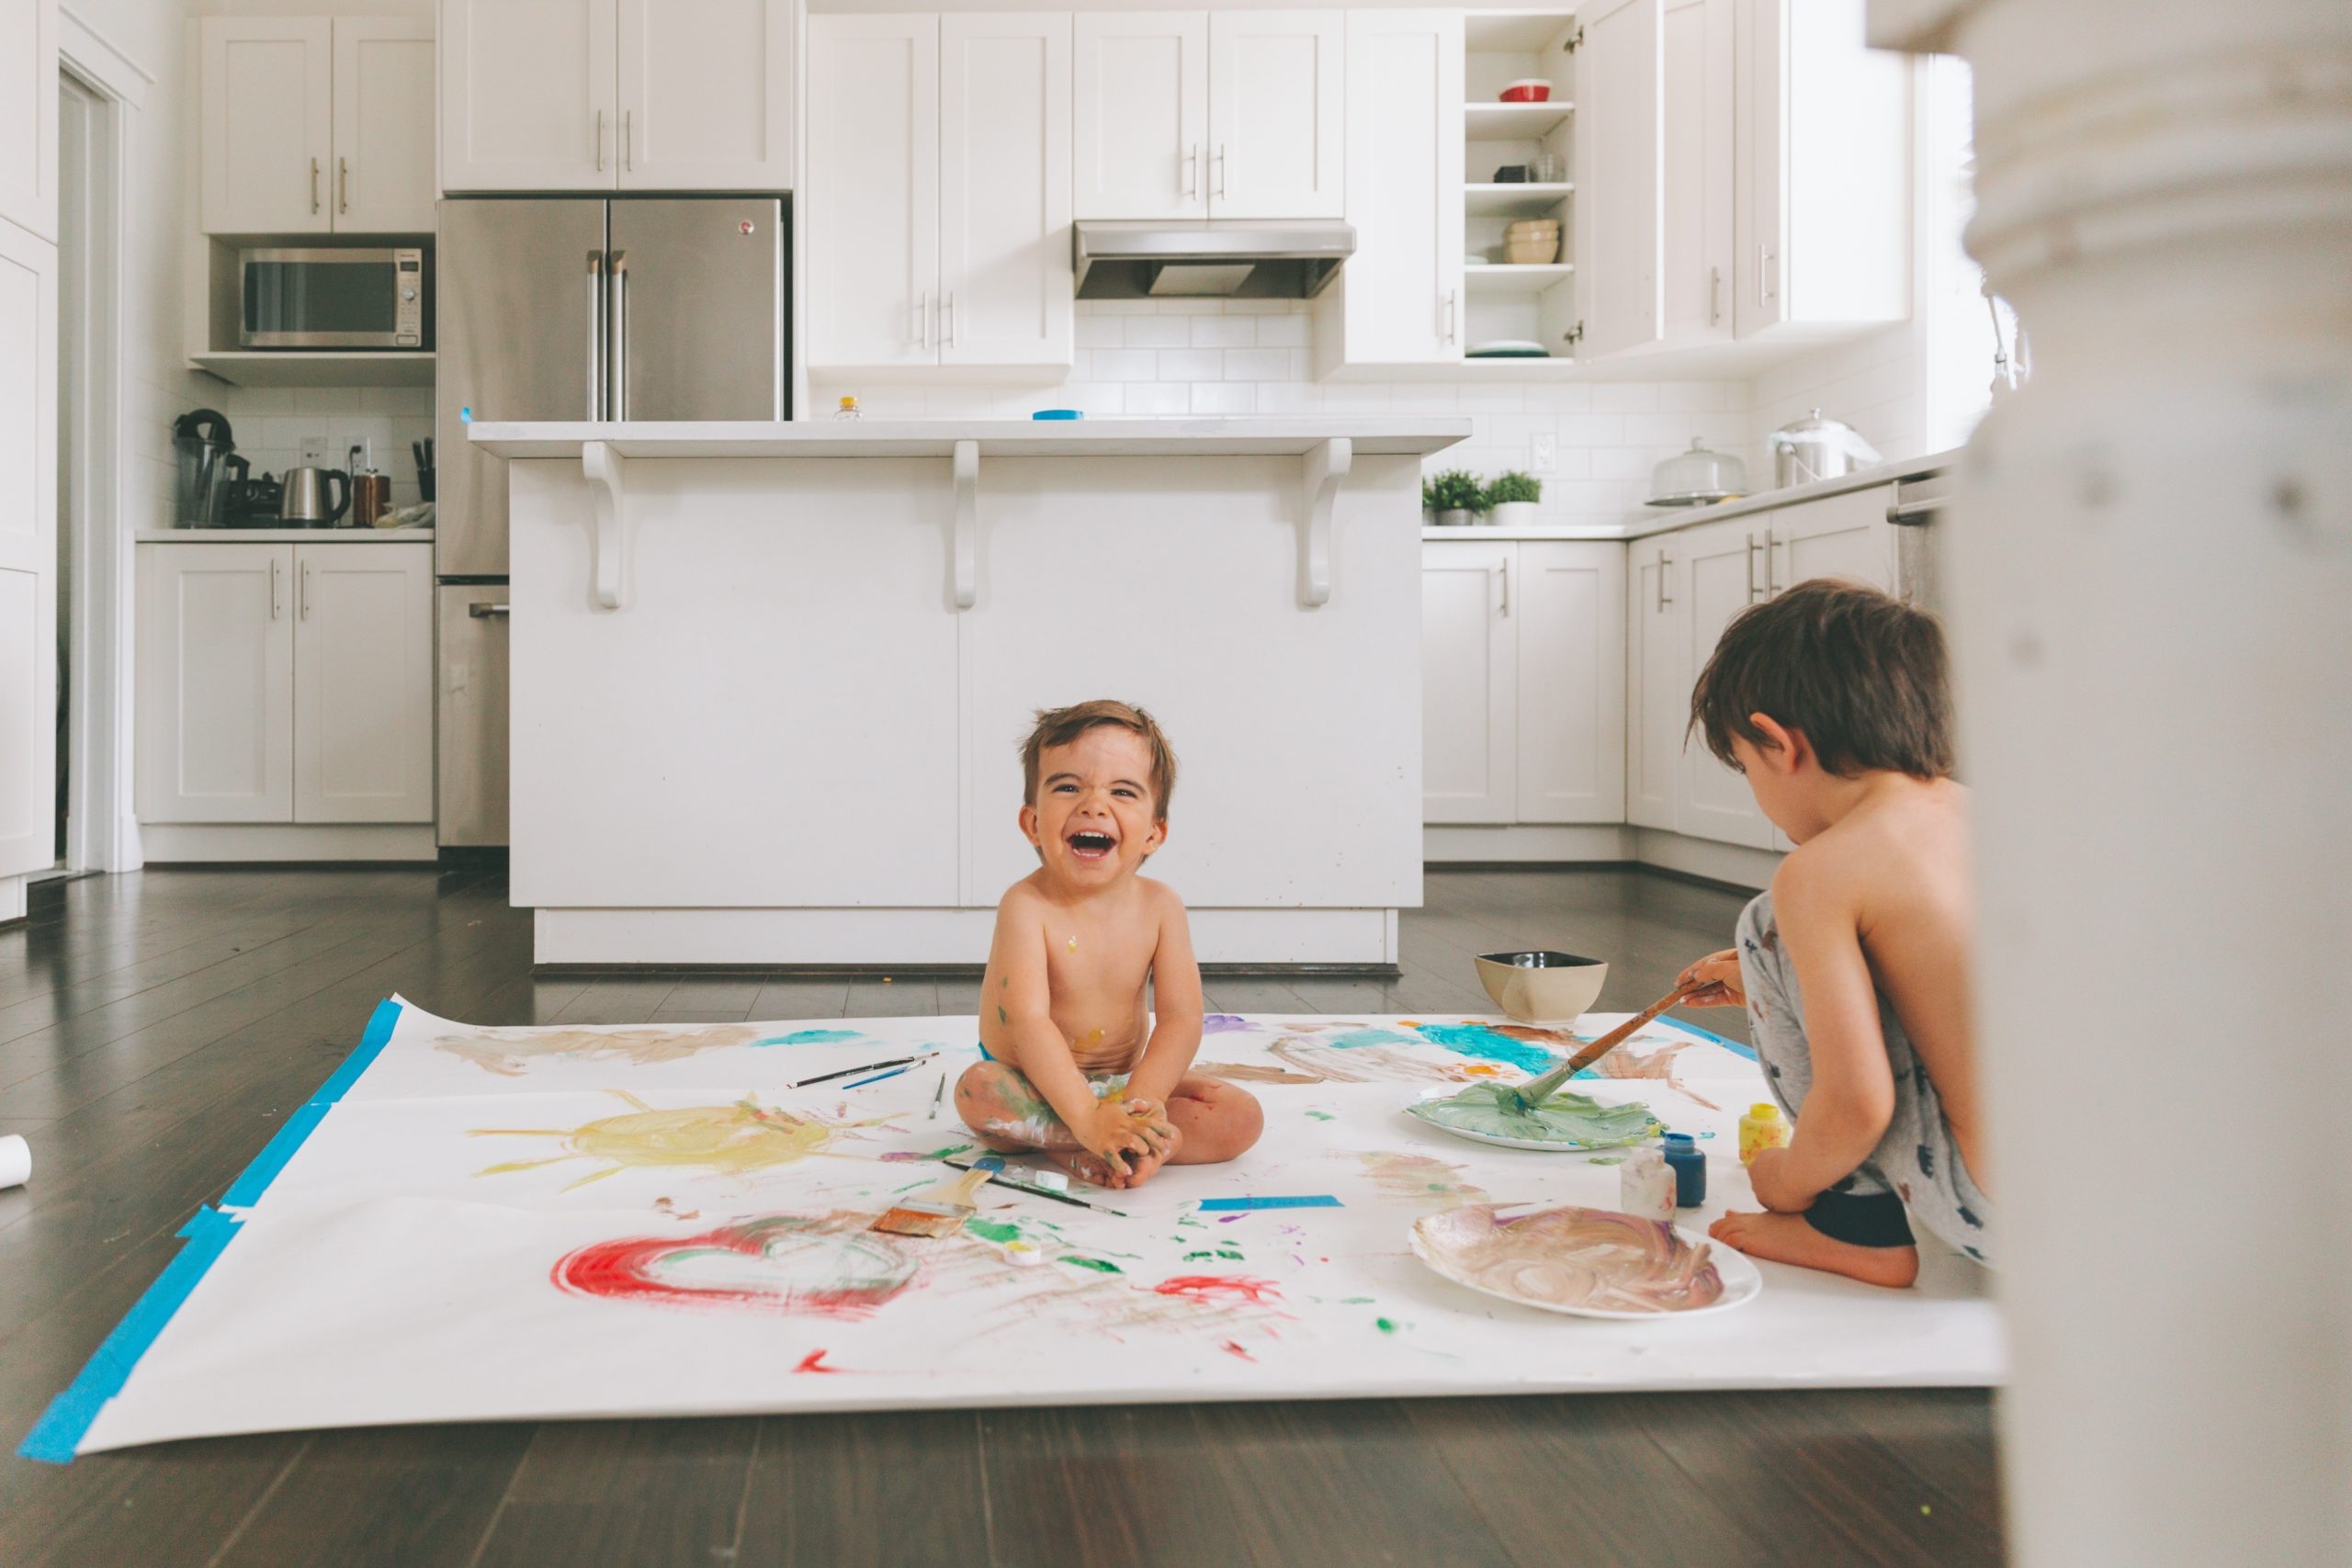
[1738,1102,1790,1165]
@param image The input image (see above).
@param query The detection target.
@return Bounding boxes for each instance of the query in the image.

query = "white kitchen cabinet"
[293,543,434,824]
[1659,0,1736,345]
[1073,9,1340,221]
[1424,539,1623,827]
[137,543,296,825]
[1515,542,1628,824]
[1207,10,1344,219]
[1072,11,1208,220]
[440,0,617,193]
[807,14,941,372]
[617,0,794,190]
[333,19,436,232]
[0,215,58,878]
[138,541,434,826]
[1421,540,1517,824]
[1676,515,1777,849]
[203,17,435,233]
[201,19,334,234]
[1574,0,1660,358]
[939,13,1072,368]
[1624,536,1682,830]
[808,12,1070,375]
[1769,482,1896,592]
[1733,0,1909,338]
[0,0,58,243]
[1321,9,1463,369]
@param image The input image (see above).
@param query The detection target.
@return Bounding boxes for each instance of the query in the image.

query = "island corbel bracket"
[952,439,979,610]
[1299,436,1351,607]
[582,439,629,611]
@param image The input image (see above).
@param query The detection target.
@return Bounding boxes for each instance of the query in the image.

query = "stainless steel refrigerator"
[435,196,789,846]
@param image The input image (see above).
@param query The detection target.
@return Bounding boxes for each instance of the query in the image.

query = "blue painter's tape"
[1198,1195,1343,1212]
[17,998,403,1464]
[1660,1016,1758,1061]
[17,1207,244,1463]
[220,997,402,1209]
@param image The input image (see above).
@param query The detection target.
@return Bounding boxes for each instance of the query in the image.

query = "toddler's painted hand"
[1080,1101,1152,1176]
[1677,949,1747,1009]
[1120,1098,1175,1156]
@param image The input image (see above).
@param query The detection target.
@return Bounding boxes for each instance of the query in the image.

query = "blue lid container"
[1032,409,1084,420]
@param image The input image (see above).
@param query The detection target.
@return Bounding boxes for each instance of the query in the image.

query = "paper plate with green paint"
[1405,1083,1666,1153]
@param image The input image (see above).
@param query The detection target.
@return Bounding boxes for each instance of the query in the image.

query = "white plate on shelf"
[1464,339,1550,359]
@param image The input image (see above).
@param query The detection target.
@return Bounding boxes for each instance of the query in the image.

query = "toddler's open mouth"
[1068,830,1117,861]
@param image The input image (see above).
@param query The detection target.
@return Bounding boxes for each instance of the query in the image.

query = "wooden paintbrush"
[1505,979,1709,1112]
[869,1166,993,1238]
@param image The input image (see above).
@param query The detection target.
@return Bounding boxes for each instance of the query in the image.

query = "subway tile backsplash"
[812,299,1918,533]
[202,385,437,513]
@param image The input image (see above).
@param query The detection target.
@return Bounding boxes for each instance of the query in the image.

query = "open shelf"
[1465,101,1574,137]
[1464,263,1576,295]
[190,351,436,389]
[1465,181,1574,216]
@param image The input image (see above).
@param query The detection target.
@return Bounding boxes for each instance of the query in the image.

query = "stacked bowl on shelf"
[1503,218,1561,265]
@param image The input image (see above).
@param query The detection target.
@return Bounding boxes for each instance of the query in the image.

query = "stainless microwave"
[239,246,431,348]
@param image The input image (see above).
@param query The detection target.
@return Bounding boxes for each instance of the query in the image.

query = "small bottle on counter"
[1618,1147,1675,1223]
[1738,1101,1791,1166]
[834,394,862,421]
[1661,1132,1706,1207]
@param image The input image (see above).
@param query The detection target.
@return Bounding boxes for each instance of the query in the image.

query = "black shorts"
[1802,1189,1917,1248]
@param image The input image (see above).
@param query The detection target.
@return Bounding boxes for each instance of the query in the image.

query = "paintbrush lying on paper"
[946,1154,1129,1217]
[782,1052,937,1090]
[1504,979,1709,1113]
[869,1166,993,1238]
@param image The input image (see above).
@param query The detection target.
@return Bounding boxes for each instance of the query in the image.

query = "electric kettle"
[279,466,351,526]
[1769,410,1883,488]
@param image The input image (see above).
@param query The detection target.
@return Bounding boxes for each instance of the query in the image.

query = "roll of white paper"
[0,1134,29,1191]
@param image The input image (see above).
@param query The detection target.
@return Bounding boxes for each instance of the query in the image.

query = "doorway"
[47,72,96,877]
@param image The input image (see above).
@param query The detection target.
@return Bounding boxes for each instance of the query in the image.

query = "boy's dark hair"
[1021,700,1179,819]
[1689,579,1953,779]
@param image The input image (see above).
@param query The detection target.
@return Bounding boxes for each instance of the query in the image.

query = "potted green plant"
[1425,469,1486,527]
[1486,471,1542,527]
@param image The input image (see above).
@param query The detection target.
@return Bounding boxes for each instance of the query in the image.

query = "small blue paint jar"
[1661,1133,1706,1207]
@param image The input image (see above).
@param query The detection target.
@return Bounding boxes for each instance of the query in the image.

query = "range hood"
[1072,220,1355,299]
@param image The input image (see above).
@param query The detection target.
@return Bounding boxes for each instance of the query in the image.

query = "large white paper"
[72,1001,2003,1453]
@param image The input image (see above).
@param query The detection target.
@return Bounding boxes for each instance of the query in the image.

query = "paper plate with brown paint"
[1410,1203,1762,1320]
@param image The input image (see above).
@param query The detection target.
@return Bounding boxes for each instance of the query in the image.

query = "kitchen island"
[467,419,1468,967]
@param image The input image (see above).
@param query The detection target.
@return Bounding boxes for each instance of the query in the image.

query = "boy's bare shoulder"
[1137,875,1188,919]
[996,874,1051,918]
[1773,778,1968,911]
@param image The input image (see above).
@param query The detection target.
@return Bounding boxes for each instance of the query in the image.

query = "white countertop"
[135,529,434,543]
[1622,447,1960,538]
[466,417,1471,459]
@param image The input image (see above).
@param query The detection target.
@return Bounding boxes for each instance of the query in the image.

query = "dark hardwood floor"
[0,865,2005,1567]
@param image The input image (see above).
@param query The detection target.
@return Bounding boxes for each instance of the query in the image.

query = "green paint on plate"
[1407,1084,1665,1150]
[1060,1257,1122,1275]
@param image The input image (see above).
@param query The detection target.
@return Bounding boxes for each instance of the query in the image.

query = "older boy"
[1676,581,1994,1288]
[956,701,1263,1189]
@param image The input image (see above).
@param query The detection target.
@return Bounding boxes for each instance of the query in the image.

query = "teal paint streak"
[755,1028,863,1046]
[1406,1022,1584,1076]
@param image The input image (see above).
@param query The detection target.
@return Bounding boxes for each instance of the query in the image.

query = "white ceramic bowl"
[1474,949,1608,1022]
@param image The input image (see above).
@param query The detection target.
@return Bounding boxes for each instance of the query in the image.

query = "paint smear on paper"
[553,1212,916,1318]
[1154,1275,1282,1307]
[1354,1150,1492,1207]
[1413,1204,1726,1314]
[1202,1015,1253,1034]
[1220,1340,1255,1361]
[435,1024,763,1077]
[1401,1022,1570,1076]
[1267,1039,1479,1084]
[1197,1061,1322,1085]
[472,1092,873,1189]
[879,1143,975,1164]
[1060,1257,1123,1274]
[763,1028,864,1046]
[1408,1085,1665,1149]
[794,1348,842,1373]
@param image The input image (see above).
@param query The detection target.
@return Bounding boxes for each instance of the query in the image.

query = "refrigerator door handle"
[585,251,605,420]
[606,250,628,423]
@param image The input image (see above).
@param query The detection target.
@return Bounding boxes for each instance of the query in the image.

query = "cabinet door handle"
[595,109,605,172]
[1768,531,1786,592]
[1499,558,1512,617]
[1445,288,1458,344]
[913,291,928,348]
[1747,532,1764,602]
[1185,143,1198,198]
[944,293,956,349]
[624,109,634,172]
[1709,265,1721,326]
[300,561,312,621]
[1216,143,1228,199]
[1657,547,1672,609]
[467,602,510,618]
[269,558,282,620]
[338,157,348,215]
[586,252,605,417]
[310,157,321,214]
[607,252,628,421]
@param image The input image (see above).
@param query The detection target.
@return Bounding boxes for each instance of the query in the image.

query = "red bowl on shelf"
[1499,79,1553,103]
